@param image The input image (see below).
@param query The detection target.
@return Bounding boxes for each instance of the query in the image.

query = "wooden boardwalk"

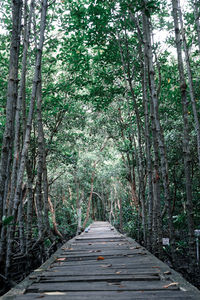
[2,221,200,299]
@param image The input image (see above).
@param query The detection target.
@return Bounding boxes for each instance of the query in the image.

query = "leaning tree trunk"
[172,0,194,256]
[5,0,48,274]
[0,0,22,234]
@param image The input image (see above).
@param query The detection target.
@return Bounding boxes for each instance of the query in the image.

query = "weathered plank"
[13,291,200,300]
[1,221,200,300]
[38,274,160,282]
[26,280,179,292]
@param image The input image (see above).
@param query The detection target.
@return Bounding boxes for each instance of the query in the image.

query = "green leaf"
[2,215,14,226]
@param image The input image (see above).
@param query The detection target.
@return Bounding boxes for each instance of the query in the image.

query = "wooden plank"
[26,280,179,292]
[2,221,200,300]
[39,274,160,282]
[14,291,199,300]
[50,256,157,266]
[58,249,148,257]
[42,269,161,276]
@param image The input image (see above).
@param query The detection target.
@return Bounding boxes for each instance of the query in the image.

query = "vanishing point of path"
[2,221,200,299]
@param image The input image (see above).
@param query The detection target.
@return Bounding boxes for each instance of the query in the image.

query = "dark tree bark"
[194,0,200,53]
[142,2,174,253]
[0,0,22,234]
[5,0,49,273]
[178,0,200,168]
[172,0,194,255]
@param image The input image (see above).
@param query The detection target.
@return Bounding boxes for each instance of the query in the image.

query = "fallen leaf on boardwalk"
[163,282,179,288]
[56,258,66,261]
[101,264,112,268]
[97,256,104,260]
[116,271,122,274]
[68,248,74,250]
[108,283,125,288]
[61,247,67,250]
[152,266,160,268]
[164,271,171,275]
[29,275,37,280]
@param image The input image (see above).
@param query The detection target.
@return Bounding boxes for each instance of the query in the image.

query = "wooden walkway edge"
[1,221,200,300]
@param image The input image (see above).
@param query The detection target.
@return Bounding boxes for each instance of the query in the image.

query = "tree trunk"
[194,0,200,53]
[26,161,34,253]
[9,0,34,217]
[0,0,22,233]
[172,0,194,255]
[142,3,174,253]
[178,0,200,168]
[6,0,48,273]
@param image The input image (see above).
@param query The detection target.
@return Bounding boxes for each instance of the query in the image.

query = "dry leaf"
[164,271,171,275]
[29,275,37,280]
[101,264,112,268]
[116,271,122,274]
[97,256,105,260]
[61,247,67,250]
[163,282,179,289]
[56,257,66,261]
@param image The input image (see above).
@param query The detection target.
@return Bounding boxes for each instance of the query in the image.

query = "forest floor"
[163,253,200,290]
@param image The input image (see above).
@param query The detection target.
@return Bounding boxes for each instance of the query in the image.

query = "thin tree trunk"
[142,4,174,253]
[194,0,200,53]
[172,0,194,254]
[9,0,34,217]
[0,0,22,232]
[26,161,34,253]
[6,0,48,273]
[35,79,46,239]
[77,192,83,234]
[178,0,200,168]
[48,196,63,238]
